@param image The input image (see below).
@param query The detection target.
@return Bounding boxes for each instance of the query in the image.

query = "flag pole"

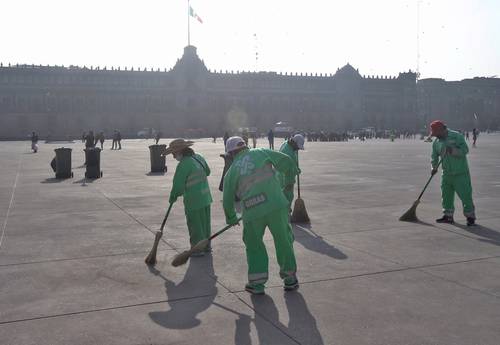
[187,0,191,46]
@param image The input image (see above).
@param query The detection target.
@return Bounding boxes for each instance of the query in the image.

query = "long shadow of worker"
[453,223,500,246]
[211,301,253,345]
[148,254,217,329]
[292,224,348,260]
[250,292,324,345]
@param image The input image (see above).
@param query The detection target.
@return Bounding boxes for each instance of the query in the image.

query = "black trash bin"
[84,147,102,179]
[54,147,73,178]
[148,144,167,173]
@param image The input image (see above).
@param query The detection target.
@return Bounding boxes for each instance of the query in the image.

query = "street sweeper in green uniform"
[430,120,476,226]
[166,139,213,255]
[279,134,304,211]
[222,136,299,295]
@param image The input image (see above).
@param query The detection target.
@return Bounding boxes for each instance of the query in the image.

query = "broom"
[171,218,242,267]
[399,158,442,222]
[145,202,174,266]
[291,154,310,223]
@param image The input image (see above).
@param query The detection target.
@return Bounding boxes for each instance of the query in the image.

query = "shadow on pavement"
[146,171,166,176]
[148,254,217,329]
[251,292,324,345]
[40,177,66,183]
[293,224,347,260]
[453,223,500,246]
[73,178,93,185]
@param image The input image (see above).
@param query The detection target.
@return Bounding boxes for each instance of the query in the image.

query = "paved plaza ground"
[0,134,499,345]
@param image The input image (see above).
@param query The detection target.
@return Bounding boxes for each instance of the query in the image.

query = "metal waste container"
[84,147,103,179]
[54,147,73,178]
[149,144,167,173]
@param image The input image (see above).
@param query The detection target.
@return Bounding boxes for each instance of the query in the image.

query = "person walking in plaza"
[117,130,122,149]
[30,131,39,153]
[98,131,105,149]
[223,131,230,147]
[472,128,478,147]
[222,136,299,295]
[279,134,305,212]
[165,139,213,255]
[111,130,117,150]
[84,130,95,165]
[85,130,95,149]
[267,129,274,150]
[251,132,257,148]
[430,120,476,226]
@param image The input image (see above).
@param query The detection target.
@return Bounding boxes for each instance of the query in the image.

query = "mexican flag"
[189,6,203,23]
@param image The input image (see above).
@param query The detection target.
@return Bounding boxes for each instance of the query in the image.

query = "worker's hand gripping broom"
[291,154,310,223]
[171,218,242,267]
[399,158,443,222]
[145,202,174,265]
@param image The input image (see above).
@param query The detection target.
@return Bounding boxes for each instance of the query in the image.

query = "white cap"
[225,136,246,153]
[291,134,305,150]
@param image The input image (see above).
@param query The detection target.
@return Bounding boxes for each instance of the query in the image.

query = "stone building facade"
[0,45,498,139]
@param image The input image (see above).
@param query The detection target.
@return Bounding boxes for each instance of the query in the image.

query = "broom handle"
[417,158,443,201]
[209,217,242,241]
[160,202,174,233]
[296,153,301,199]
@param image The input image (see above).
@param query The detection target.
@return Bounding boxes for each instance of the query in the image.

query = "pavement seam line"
[90,185,177,251]
[207,261,302,344]
[416,267,500,300]
[0,292,218,326]
[232,293,303,345]
[0,249,166,267]
[0,148,23,251]
[224,254,500,293]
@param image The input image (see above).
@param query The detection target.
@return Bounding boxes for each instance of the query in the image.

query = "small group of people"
[82,131,105,149]
[164,133,306,295]
[161,120,477,296]
[111,130,122,150]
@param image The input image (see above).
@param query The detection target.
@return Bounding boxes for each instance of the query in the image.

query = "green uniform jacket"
[431,129,470,176]
[223,148,298,224]
[169,153,212,213]
[278,141,299,187]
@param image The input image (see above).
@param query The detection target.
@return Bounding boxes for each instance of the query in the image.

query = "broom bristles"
[171,250,192,267]
[145,231,163,265]
[399,200,420,222]
[291,197,310,223]
[171,239,210,267]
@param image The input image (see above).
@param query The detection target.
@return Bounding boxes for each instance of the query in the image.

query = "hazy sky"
[1,0,498,81]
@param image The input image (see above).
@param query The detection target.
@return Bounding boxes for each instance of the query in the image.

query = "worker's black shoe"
[245,283,265,295]
[436,215,454,224]
[466,217,476,226]
[284,278,299,292]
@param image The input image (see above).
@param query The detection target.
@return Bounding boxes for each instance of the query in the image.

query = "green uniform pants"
[283,184,295,212]
[185,206,211,247]
[441,173,475,218]
[242,207,297,287]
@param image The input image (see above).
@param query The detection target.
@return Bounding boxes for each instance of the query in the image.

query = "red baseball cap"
[430,120,446,136]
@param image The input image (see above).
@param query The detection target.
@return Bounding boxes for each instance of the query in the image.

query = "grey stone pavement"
[0,134,499,345]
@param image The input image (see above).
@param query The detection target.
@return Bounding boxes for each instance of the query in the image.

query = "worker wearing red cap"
[430,120,476,226]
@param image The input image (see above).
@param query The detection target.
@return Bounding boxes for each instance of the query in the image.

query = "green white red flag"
[189,6,203,23]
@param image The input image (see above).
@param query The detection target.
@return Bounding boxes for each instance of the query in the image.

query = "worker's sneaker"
[284,278,299,292]
[436,215,454,224]
[466,217,476,226]
[245,283,265,295]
